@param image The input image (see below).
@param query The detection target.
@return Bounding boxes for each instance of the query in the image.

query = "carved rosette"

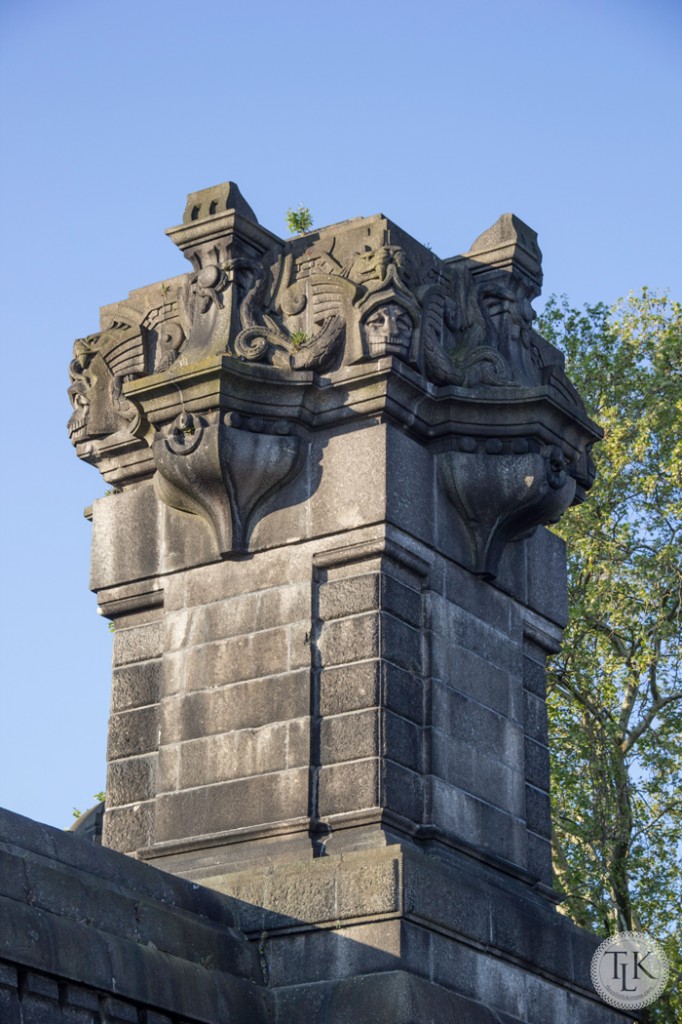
[437,439,576,579]
[152,410,304,554]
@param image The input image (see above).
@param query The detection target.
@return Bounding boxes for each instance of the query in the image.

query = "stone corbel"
[437,439,576,579]
[152,410,304,555]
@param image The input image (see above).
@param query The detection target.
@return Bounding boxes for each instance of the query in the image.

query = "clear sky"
[0,0,680,830]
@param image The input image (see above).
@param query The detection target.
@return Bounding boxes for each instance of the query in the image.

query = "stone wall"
[0,807,268,1024]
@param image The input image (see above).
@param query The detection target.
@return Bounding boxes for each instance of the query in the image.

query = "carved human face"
[364,303,413,357]
[67,383,91,443]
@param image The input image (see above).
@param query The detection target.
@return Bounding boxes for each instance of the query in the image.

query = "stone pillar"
[68,183,631,1024]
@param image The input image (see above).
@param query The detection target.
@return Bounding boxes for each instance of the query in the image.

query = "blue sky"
[0,0,680,829]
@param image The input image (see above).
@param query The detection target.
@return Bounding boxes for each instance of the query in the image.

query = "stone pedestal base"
[198,844,633,1024]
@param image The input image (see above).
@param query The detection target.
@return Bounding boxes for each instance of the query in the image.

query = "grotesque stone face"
[363,303,413,358]
[67,382,91,443]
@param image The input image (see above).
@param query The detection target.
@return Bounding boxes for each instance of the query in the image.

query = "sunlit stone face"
[363,303,413,358]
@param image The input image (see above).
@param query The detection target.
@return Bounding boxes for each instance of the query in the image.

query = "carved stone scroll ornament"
[232,256,352,372]
[437,439,576,579]
[420,284,510,387]
[152,410,304,554]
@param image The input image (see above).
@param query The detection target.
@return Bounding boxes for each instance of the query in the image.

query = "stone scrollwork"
[437,439,577,579]
[152,410,305,555]
[232,256,352,372]
[419,284,510,387]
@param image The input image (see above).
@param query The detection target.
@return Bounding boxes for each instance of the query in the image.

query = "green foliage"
[71,791,106,824]
[290,329,308,351]
[285,204,313,235]
[538,290,681,1023]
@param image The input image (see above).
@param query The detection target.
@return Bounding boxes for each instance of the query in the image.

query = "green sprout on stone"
[286,205,313,235]
[290,330,308,351]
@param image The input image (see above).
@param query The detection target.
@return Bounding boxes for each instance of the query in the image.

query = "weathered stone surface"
[159,669,310,742]
[0,808,267,1023]
[110,660,161,712]
[155,767,310,842]
[61,182,632,1024]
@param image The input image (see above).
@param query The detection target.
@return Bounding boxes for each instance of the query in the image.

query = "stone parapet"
[0,807,267,1023]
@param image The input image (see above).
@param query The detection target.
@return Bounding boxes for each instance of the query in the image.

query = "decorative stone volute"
[68,181,600,573]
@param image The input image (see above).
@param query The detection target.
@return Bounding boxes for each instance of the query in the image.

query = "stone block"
[103,801,155,853]
[319,661,380,716]
[90,483,160,591]
[107,705,159,760]
[524,737,550,791]
[526,831,552,886]
[318,573,422,628]
[0,848,29,902]
[385,761,424,822]
[525,784,552,839]
[264,920,402,988]
[522,652,547,697]
[24,973,60,999]
[159,669,310,743]
[430,646,519,722]
[310,425,387,538]
[318,573,381,621]
[523,689,549,744]
[336,852,401,920]
[383,663,425,724]
[443,563,514,635]
[318,759,379,816]
[386,426,435,546]
[430,780,526,865]
[112,620,163,667]
[0,985,20,1024]
[430,595,521,675]
[318,612,380,667]
[320,709,378,764]
[272,969,510,1024]
[404,854,490,947]
[63,986,99,1010]
[174,625,293,692]
[430,731,525,816]
[526,527,569,627]
[167,718,310,790]
[166,582,311,651]
[0,962,18,985]
[101,996,138,1022]
[154,766,309,842]
[111,661,161,713]
[107,754,157,806]
[381,615,423,674]
[430,686,524,769]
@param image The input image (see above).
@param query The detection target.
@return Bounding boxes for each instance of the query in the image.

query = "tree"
[537,291,682,1024]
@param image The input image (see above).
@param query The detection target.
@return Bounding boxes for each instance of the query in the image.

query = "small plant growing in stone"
[290,330,308,351]
[286,205,313,235]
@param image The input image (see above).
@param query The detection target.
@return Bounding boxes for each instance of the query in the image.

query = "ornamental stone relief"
[68,181,600,570]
